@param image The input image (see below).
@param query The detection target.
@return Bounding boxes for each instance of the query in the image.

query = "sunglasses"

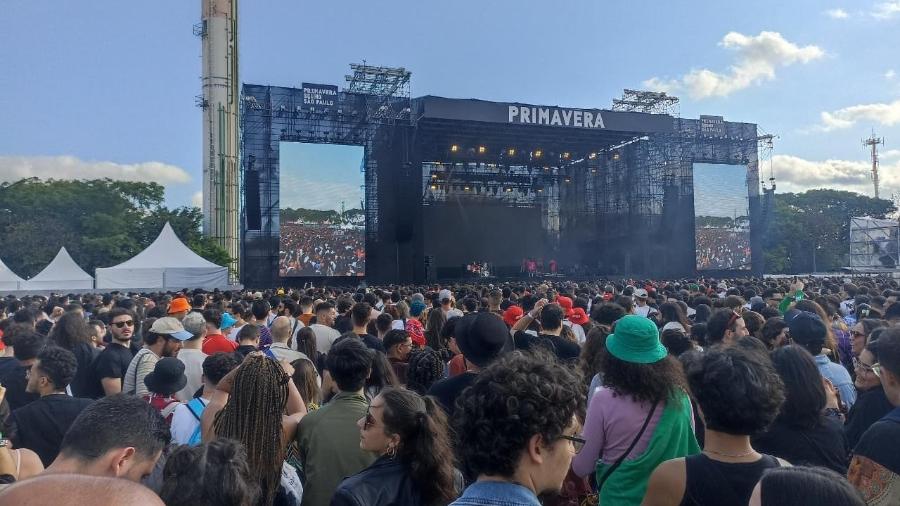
[560,434,586,453]
[112,320,135,328]
[850,331,866,338]
[363,410,377,431]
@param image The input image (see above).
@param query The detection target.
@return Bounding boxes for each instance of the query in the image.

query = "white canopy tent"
[22,247,94,290]
[95,223,229,290]
[0,257,25,291]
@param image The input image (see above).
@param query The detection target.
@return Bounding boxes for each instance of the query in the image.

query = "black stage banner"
[302,83,338,108]
[419,96,673,134]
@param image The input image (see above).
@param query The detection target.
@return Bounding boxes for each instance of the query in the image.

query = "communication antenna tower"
[864,132,885,199]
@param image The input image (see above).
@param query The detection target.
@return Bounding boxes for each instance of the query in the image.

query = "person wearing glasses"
[89,308,138,397]
[848,328,900,505]
[332,388,458,506]
[572,315,699,506]
[848,318,887,361]
[451,351,584,506]
[845,337,895,451]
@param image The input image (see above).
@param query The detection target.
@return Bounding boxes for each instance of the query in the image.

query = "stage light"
[451,145,459,153]
[505,187,513,192]
[534,149,542,158]
[589,152,597,159]
[431,173,438,179]
[507,148,516,156]
[562,152,570,159]
[564,176,572,183]
[591,167,598,174]
[430,184,438,190]
[613,152,620,161]
[464,185,471,191]
[478,146,487,154]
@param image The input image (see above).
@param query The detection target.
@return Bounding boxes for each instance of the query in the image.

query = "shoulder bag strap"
[597,400,659,490]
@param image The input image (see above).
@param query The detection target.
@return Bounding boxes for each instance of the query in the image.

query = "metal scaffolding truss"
[612,89,680,116]
[345,63,412,126]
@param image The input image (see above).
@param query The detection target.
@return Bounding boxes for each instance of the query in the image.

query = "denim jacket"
[450,481,541,506]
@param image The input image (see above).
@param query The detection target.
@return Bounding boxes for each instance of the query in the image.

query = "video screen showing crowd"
[279,219,364,277]
[278,142,366,278]
[693,163,751,271]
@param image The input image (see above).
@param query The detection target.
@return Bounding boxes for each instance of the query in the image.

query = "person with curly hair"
[451,350,584,506]
[572,315,698,505]
[333,388,458,505]
[160,438,260,506]
[643,346,787,506]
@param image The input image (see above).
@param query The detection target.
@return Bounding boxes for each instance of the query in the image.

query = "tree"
[763,189,896,273]
[0,178,231,278]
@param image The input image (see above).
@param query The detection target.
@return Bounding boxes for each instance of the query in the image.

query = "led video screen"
[279,142,365,277]
[693,163,751,270]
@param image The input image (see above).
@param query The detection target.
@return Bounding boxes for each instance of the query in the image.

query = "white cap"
[438,289,452,302]
[634,288,648,298]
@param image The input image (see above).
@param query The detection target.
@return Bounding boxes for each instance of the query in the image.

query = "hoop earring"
[386,444,397,458]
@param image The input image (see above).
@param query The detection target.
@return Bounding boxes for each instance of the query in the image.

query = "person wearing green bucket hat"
[572,315,699,506]
[606,315,668,364]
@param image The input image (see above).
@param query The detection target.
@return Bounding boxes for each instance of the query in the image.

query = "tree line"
[0,178,231,279]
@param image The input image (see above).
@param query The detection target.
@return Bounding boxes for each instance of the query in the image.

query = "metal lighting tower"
[864,131,885,199]
[196,0,240,279]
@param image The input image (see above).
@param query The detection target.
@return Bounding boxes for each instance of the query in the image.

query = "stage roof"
[413,96,673,156]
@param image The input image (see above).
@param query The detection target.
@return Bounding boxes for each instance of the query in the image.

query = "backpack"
[185,398,207,446]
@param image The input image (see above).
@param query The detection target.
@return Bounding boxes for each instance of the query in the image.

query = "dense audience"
[0,276,898,505]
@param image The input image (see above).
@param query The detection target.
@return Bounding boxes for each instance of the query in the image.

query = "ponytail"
[381,388,457,505]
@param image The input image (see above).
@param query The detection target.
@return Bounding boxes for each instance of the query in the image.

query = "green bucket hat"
[606,315,667,364]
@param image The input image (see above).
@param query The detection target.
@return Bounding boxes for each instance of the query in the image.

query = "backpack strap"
[160,400,180,419]
[597,400,659,490]
[186,398,206,422]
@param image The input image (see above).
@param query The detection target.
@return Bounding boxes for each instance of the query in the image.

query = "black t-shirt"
[8,394,94,466]
[513,330,580,362]
[752,416,849,474]
[356,333,386,353]
[89,342,135,397]
[234,344,258,360]
[845,386,894,450]
[427,372,477,417]
[334,315,353,334]
[0,360,38,410]
[853,408,900,474]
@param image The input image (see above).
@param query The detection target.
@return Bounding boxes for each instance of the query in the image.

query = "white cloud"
[816,99,900,131]
[643,31,824,100]
[873,1,900,19]
[886,69,897,80]
[825,8,849,18]
[882,149,900,160]
[0,155,191,185]
[191,191,203,208]
[772,154,900,197]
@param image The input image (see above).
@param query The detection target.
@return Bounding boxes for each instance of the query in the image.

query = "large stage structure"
[240,65,765,286]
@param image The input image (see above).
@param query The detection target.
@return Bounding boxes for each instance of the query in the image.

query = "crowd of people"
[279,223,365,277]
[0,276,899,505]
[695,227,751,270]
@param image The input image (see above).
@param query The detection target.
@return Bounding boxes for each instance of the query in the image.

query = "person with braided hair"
[332,387,458,506]
[406,346,444,395]
[200,353,307,506]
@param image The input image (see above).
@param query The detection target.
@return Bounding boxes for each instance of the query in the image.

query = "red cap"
[503,306,524,327]
[569,307,589,325]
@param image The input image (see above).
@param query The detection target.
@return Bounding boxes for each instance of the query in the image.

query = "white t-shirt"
[228,323,246,341]
[634,305,657,318]
[310,324,341,354]
[563,320,587,345]
[170,397,210,445]
[175,348,208,402]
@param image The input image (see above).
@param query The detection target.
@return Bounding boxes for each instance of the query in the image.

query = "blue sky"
[2,0,900,208]
[279,143,364,211]
[693,164,749,218]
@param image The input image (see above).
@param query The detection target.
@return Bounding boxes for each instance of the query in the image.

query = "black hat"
[787,311,827,352]
[454,312,511,368]
[144,357,187,396]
